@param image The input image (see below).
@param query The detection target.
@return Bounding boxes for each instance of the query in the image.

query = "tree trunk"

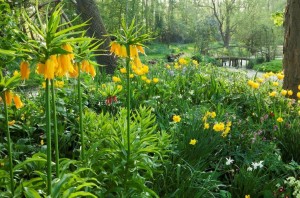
[283,0,300,99]
[76,0,117,74]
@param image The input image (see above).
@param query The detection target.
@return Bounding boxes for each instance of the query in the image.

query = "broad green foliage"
[84,106,170,197]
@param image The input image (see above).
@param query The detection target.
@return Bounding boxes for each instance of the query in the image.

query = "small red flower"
[105,96,118,105]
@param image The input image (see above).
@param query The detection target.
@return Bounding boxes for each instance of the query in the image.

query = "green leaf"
[13,157,47,171]
[0,49,16,56]
[24,187,42,198]
[54,23,88,38]
[67,191,97,198]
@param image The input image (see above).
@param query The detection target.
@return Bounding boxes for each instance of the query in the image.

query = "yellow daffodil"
[245,195,250,198]
[256,78,264,83]
[277,73,284,80]
[272,82,279,86]
[112,76,121,83]
[211,112,217,118]
[117,85,123,91]
[120,68,127,74]
[281,89,287,96]
[192,60,198,65]
[277,117,283,123]
[247,80,254,86]
[178,58,187,65]
[252,82,260,89]
[288,90,293,96]
[153,78,159,83]
[269,91,277,97]
[189,139,197,145]
[204,123,209,129]
[8,120,15,126]
[55,81,64,88]
[173,115,181,123]
[213,122,225,132]
[297,92,300,98]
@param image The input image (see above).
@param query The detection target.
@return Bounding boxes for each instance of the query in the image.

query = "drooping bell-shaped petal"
[20,61,30,80]
[13,94,23,109]
[44,58,55,80]
[4,90,13,106]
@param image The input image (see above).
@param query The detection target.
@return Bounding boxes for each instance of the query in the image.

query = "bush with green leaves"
[83,106,171,197]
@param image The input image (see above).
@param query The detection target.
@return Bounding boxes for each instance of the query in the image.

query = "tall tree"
[76,0,117,74]
[283,0,300,99]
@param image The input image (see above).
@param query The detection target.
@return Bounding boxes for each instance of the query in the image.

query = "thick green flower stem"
[124,44,131,190]
[3,92,14,196]
[50,80,59,177]
[45,79,52,195]
[78,64,84,161]
[125,45,131,163]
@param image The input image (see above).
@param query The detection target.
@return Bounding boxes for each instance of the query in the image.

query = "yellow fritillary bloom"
[287,90,293,96]
[13,94,24,109]
[20,61,30,80]
[189,139,197,145]
[245,195,250,198]
[297,92,300,98]
[4,90,13,106]
[272,82,279,86]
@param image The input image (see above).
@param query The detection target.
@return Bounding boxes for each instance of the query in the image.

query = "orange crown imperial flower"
[20,61,30,80]
[13,94,23,109]
[4,90,13,106]
[44,58,55,80]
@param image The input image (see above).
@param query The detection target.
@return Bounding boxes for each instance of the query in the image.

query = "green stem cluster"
[45,80,52,195]
[78,64,85,161]
[51,80,59,177]
[3,92,14,196]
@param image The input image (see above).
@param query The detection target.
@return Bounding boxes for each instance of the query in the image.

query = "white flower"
[251,160,264,170]
[225,157,234,165]
[247,167,253,171]
[178,94,183,99]
[189,90,194,95]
